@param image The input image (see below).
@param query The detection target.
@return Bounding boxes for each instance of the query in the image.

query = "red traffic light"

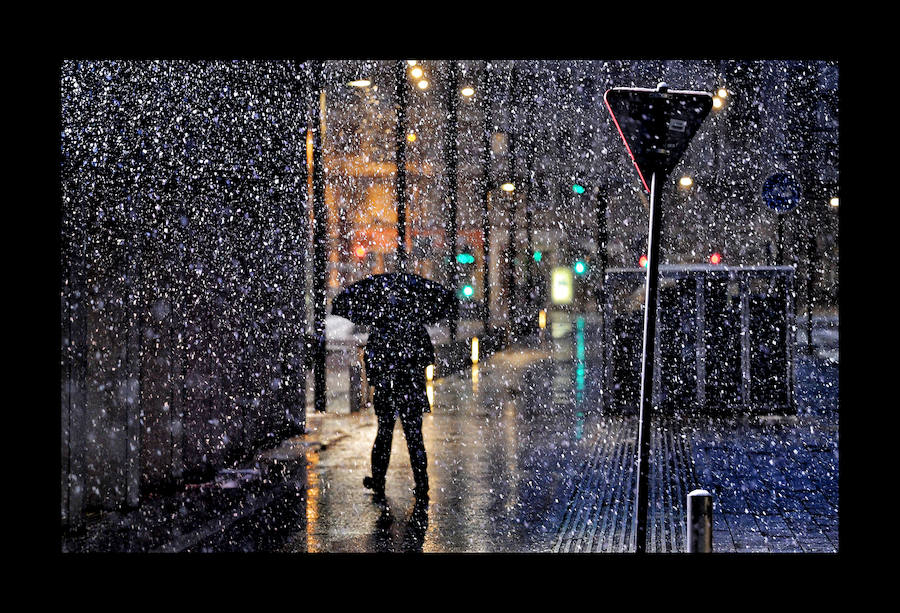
[353,245,367,259]
[709,252,722,265]
[639,255,648,269]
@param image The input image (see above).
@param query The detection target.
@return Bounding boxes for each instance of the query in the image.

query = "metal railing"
[601,265,796,414]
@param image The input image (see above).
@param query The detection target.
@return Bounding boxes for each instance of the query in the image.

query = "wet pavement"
[61,312,839,553]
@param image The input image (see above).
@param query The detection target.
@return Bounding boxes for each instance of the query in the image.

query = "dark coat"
[364,323,434,413]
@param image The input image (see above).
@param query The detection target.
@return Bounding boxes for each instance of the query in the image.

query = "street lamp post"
[505,135,518,336]
[444,60,460,341]
[395,60,409,270]
[480,61,494,331]
[310,60,328,413]
[506,66,521,338]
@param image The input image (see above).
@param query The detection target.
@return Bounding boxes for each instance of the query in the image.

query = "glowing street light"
[417,79,429,90]
[679,175,693,187]
[551,267,574,304]
[410,66,423,79]
[348,79,371,88]
[461,86,475,97]
[829,197,839,208]
[712,88,730,111]
[406,132,417,143]
[500,182,515,192]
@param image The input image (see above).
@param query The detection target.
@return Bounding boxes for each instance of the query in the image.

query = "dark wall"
[61,60,311,526]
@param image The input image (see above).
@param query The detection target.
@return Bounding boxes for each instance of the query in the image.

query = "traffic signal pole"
[634,170,662,553]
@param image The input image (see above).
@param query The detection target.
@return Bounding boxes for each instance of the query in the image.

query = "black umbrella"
[331,272,458,327]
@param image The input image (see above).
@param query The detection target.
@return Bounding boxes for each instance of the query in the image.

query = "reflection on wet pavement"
[272,314,837,553]
[277,313,601,553]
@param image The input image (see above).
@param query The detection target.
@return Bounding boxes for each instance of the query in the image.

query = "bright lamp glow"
[410,66,423,79]
[500,182,515,192]
[551,267,574,304]
[461,87,475,97]
[679,176,693,187]
[348,79,371,87]
[829,197,839,208]
[417,79,429,90]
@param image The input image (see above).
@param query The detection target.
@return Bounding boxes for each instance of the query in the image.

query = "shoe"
[363,476,385,497]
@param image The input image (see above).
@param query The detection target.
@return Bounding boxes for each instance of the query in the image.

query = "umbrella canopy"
[331,272,458,327]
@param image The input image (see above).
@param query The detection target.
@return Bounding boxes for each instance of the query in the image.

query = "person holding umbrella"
[363,320,434,502]
[331,272,457,504]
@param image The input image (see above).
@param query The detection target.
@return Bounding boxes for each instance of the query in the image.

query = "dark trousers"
[371,382,429,495]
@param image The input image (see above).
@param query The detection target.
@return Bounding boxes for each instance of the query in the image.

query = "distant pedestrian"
[362,321,434,503]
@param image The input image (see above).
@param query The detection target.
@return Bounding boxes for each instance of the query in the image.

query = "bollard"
[686,489,713,552]
[349,347,365,413]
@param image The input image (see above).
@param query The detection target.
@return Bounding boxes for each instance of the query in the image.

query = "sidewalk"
[291,318,838,553]
[62,317,838,553]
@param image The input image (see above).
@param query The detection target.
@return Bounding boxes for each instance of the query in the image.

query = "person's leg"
[399,406,428,499]
[367,389,395,494]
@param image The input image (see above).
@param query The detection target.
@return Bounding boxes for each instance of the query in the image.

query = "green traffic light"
[572,184,585,195]
[533,250,542,262]
[456,253,475,264]
[461,284,475,298]
[573,260,587,275]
